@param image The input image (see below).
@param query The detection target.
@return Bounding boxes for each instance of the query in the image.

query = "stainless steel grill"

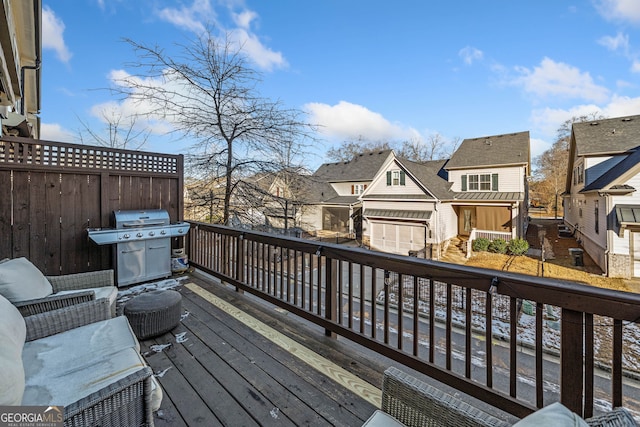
[88,209,190,287]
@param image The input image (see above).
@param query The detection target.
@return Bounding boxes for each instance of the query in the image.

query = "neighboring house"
[361,156,452,257]
[303,150,394,239]
[563,114,640,278]
[360,131,530,257]
[445,131,530,242]
[0,0,41,138]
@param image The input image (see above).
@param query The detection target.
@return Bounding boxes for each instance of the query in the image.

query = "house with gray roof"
[360,132,530,257]
[445,131,530,243]
[300,150,394,238]
[564,114,640,278]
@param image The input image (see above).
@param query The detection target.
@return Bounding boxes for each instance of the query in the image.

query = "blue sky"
[40,0,640,170]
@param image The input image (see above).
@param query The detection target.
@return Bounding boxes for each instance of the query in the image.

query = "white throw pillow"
[0,258,53,302]
[0,294,26,405]
[513,402,588,427]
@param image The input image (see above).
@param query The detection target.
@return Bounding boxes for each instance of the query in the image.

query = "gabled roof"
[399,158,452,200]
[445,131,530,170]
[572,115,640,157]
[566,114,640,193]
[580,147,640,195]
[313,150,393,182]
[307,150,394,204]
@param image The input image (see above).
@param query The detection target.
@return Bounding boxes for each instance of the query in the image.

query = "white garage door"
[633,232,640,277]
[370,222,425,255]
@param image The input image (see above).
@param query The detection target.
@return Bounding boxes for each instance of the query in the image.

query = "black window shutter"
[461,175,467,191]
[386,171,391,185]
[492,173,498,191]
[400,171,406,186]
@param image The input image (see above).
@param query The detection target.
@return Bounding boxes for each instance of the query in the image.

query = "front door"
[459,207,476,236]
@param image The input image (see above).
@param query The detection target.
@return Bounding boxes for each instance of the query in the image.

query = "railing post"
[561,308,584,415]
[325,258,337,338]
[236,234,244,294]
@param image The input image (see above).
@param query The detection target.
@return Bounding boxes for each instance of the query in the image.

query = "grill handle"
[121,248,144,254]
[121,221,166,227]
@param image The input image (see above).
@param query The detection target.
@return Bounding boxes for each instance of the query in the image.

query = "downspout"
[20,0,42,116]
[603,193,610,277]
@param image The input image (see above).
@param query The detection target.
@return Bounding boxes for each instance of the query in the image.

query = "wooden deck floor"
[140,272,386,426]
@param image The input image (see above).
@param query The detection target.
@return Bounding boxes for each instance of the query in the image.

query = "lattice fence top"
[0,138,181,175]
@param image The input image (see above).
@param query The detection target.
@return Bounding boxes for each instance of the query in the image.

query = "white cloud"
[598,32,629,53]
[42,6,72,63]
[154,0,286,72]
[304,101,420,142]
[154,0,212,34]
[512,57,610,103]
[40,122,75,143]
[595,0,640,23]
[631,61,640,73]
[529,95,640,142]
[458,46,483,65]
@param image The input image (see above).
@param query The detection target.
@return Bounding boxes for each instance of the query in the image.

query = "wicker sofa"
[364,367,638,427]
[0,293,161,426]
[0,257,117,316]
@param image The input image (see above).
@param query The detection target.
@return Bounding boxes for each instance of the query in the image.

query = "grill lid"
[113,209,170,228]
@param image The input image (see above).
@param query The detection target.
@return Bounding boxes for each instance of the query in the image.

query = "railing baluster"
[360,264,365,334]
[465,287,472,379]
[397,273,403,351]
[486,288,493,388]
[429,277,435,363]
[371,268,377,340]
[348,262,353,329]
[413,276,419,357]
[561,308,584,415]
[384,271,390,345]
[584,313,594,418]
[613,318,623,409]
[536,302,543,408]
[446,282,452,371]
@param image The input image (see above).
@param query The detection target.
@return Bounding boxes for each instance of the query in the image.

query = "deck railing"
[187,221,640,419]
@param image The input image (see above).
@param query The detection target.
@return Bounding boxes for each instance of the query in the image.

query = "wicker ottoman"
[124,289,182,339]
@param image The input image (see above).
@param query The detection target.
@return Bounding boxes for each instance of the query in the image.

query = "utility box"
[569,248,584,266]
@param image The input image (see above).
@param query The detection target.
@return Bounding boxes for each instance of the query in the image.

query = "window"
[480,174,491,190]
[386,170,406,186]
[352,184,366,195]
[463,173,498,191]
[595,200,599,234]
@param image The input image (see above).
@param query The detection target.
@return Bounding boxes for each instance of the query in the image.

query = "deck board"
[141,273,381,426]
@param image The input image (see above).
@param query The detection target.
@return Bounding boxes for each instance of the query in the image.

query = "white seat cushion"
[513,402,588,427]
[0,258,53,302]
[23,316,140,381]
[0,294,27,405]
[362,410,407,426]
[22,347,148,407]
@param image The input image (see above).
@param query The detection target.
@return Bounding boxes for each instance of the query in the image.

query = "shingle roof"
[399,158,452,200]
[445,131,530,169]
[306,150,393,204]
[573,115,640,156]
[313,150,393,182]
[580,147,640,193]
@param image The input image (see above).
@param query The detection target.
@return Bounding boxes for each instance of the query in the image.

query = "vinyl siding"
[448,166,525,193]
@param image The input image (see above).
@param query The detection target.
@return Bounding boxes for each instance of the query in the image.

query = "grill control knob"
[123,234,130,239]
[160,230,167,235]
[178,228,184,234]
[136,232,143,238]
[148,231,155,237]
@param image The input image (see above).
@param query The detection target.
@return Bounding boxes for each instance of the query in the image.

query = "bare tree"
[532,112,605,218]
[326,137,394,162]
[112,29,314,224]
[76,110,150,150]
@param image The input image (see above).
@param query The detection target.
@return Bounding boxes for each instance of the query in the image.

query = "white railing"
[466,228,514,257]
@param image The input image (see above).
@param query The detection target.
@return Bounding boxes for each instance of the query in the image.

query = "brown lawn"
[463,218,632,292]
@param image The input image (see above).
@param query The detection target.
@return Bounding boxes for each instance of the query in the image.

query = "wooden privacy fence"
[0,136,184,275]
[187,221,640,420]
